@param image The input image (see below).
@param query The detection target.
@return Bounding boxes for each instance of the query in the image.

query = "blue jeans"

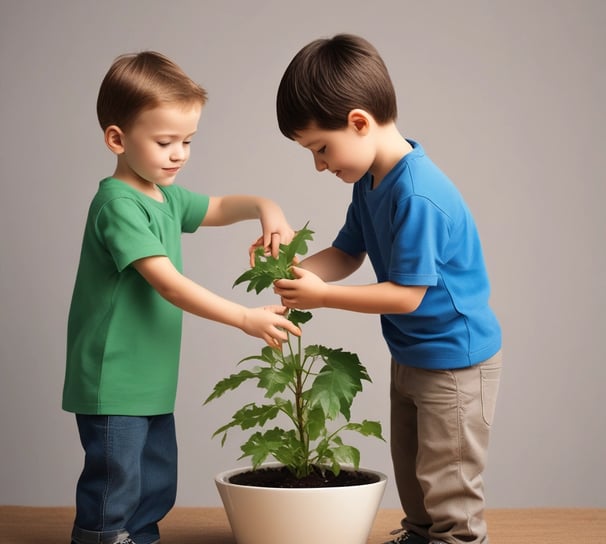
[71,414,178,544]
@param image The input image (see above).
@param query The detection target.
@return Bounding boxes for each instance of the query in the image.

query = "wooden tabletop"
[1,506,605,544]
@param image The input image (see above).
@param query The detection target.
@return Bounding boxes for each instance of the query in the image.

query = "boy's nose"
[313,156,328,172]
[170,146,186,161]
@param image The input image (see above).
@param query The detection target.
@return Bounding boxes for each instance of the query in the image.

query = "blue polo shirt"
[333,140,501,369]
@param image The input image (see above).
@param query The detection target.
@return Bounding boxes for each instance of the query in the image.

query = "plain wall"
[1,0,604,509]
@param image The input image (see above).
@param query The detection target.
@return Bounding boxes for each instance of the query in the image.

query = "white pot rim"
[215,462,388,491]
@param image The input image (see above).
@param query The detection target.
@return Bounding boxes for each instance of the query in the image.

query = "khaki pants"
[390,351,502,543]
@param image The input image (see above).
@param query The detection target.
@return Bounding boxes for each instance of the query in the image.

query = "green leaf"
[306,345,370,420]
[204,369,258,404]
[305,406,327,441]
[239,429,280,467]
[257,365,294,397]
[288,309,313,328]
[331,444,361,471]
[274,397,295,421]
[272,439,308,474]
[212,403,280,438]
[232,223,315,294]
[238,346,282,367]
[343,420,385,441]
[283,224,314,264]
[239,428,299,469]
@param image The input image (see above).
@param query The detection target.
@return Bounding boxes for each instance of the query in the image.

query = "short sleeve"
[389,196,451,286]
[96,197,167,272]
[166,185,209,233]
[332,201,367,256]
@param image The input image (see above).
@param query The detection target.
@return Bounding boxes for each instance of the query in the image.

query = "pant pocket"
[480,354,502,426]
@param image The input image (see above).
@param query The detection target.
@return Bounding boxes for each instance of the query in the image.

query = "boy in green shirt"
[63,51,300,544]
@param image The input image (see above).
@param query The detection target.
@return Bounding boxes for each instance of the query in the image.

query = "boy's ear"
[104,125,126,154]
[347,109,371,135]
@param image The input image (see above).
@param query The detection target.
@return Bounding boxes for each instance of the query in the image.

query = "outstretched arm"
[133,255,300,347]
[202,195,295,265]
[297,246,366,282]
[273,246,427,314]
[275,267,426,314]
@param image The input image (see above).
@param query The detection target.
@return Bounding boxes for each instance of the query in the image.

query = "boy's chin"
[155,177,178,186]
[338,174,361,184]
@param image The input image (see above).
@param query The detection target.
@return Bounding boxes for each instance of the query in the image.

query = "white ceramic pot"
[215,464,387,544]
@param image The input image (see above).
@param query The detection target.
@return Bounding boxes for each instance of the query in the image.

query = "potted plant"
[205,224,387,544]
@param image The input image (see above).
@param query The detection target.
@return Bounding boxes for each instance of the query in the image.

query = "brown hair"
[96,51,208,131]
[276,34,397,139]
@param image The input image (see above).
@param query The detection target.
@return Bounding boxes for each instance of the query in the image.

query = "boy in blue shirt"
[273,34,502,544]
[64,51,300,544]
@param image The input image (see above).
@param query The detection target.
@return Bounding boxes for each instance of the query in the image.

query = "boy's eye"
[184,141,192,146]
[318,146,326,154]
[158,142,170,147]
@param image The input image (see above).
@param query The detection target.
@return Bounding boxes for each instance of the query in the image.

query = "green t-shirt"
[63,177,209,415]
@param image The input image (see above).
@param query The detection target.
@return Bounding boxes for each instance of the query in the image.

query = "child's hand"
[248,235,271,266]
[248,234,301,268]
[248,226,295,266]
[249,202,295,266]
[241,305,301,347]
[273,266,327,310]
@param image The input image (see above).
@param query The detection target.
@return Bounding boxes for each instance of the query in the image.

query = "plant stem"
[291,331,310,477]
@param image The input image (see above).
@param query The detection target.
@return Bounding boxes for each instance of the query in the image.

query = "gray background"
[1,0,604,509]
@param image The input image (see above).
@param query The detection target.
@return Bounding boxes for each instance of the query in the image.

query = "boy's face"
[293,121,375,184]
[113,103,201,193]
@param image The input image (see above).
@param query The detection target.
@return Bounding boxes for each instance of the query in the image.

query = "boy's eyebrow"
[154,130,198,138]
[298,137,321,149]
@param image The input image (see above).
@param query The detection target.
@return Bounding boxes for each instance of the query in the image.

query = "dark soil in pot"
[228,465,380,489]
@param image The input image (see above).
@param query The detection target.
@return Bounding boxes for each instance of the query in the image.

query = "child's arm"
[295,246,366,282]
[133,256,300,346]
[202,195,294,263]
[274,247,426,315]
